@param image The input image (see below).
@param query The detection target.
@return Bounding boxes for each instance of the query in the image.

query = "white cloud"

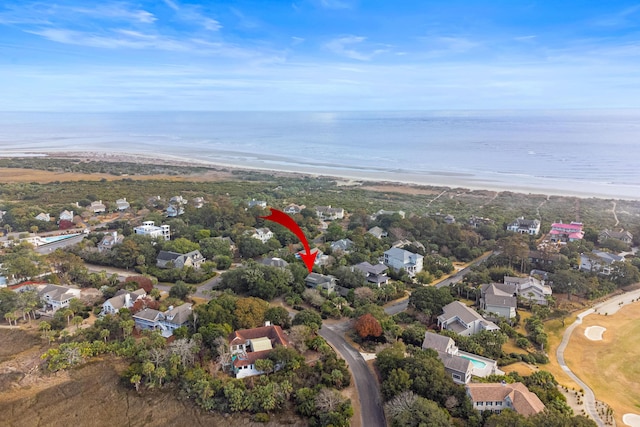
[325,35,386,61]
[318,0,353,10]
[160,0,222,31]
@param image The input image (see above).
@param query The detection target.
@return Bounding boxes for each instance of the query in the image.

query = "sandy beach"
[6,149,634,201]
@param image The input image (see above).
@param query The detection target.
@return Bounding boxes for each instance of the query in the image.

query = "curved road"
[319,324,386,427]
[557,288,640,427]
[556,309,604,427]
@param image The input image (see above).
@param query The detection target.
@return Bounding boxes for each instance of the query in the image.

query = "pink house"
[549,222,584,242]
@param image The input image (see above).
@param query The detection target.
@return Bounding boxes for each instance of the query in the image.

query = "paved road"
[556,310,604,427]
[319,324,386,427]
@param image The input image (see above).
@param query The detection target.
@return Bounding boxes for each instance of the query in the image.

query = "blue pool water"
[41,234,79,243]
[460,355,487,369]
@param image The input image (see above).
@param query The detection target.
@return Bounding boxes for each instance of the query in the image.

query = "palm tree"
[71,316,83,330]
[100,328,110,343]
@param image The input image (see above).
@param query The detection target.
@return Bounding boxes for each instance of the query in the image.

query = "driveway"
[319,323,386,427]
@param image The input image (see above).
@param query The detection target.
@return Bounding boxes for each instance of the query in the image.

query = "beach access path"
[556,288,640,427]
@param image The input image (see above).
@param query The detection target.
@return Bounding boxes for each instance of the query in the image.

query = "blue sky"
[2,0,640,111]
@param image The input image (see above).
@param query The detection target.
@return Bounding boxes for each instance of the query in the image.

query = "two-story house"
[437,301,500,336]
[228,324,290,378]
[249,227,274,244]
[133,303,193,337]
[353,262,390,287]
[580,250,624,275]
[599,229,634,245]
[314,205,344,221]
[37,284,81,312]
[504,275,552,305]
[98,231,124,252]
[283,203,305,214]
[466,382,545,416]
[549,222,584,242]
[507,217,541,235]
[305,273,337,294]
[480,283,517,319]
[59,210,74,222]
[156,250,205,269]
[101,288,146,315]
[383,247,423,277]
[90,200,106,214]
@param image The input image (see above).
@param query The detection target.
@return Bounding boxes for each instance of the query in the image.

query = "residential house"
[98,231,124,252]
[549,222,584,242]
[507,217,541,235]
[90,200,106,214]
[101,288,146,315]
[296,248,328,266]
[59,210,74,222]
[166,204,184,217]
[480,283,517,319]
[156,250,205,269]
[392,239,425,251]
[383,247,423,277]
[314,205,344,221]
[133,303,193,338]
[192,197,205,208]
[283,203,305,214]
[466,382,545,416]
[305,273,337,294]
[214,236,236,251]
[370,209,406,220]
[134,221,171,240]
[469,215,495,228]
[353,262,389,287]
[35,212,51,222]
[169,196,187,206]
[330,238,354,253]
[249,227,274,244]
[37,284,81,312]
[422,331,502,383]
[115,198,130,211]
[444,214,456,224]
[580,250,624,275]
[367,226,388,239]
[261,257,289,268]
[228,324,290,378]
[437,301,500,336]
[504,276,552,305]
[247,199,267,209]
[599,229,634,245]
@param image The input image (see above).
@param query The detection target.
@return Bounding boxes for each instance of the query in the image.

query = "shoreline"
[4,149,640,201]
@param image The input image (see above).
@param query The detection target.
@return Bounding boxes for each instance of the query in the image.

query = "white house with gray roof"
[101,288,146,315]
[422,331,502,384]
[156,250,205,269]
[37,284,81,312]
[480,283,517,319]
[504,275,552,305]
[579,250,625,275]
[305,273,337,294]
[437,301,500,336]
[330,238,354,253]
[133,303,193,337]
[507,217,541,235]
[383,247,423,277]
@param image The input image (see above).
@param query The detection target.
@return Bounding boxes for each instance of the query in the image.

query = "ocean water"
[0,110,638,199]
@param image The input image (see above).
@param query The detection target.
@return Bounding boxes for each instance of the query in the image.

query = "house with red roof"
[228,324,290,378]
[549,222,584,243]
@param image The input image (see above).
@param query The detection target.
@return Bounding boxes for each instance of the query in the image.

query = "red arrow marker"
[260,208,317,273]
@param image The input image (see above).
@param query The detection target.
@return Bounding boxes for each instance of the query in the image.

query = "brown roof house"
[228,324,290,378]
[466,382,545,416]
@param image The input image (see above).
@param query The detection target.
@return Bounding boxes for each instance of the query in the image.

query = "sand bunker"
[584,326,606,341]
[623,413,640,427]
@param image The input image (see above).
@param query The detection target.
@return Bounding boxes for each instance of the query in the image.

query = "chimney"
[113,231,118,240]
[264,321,272,327]
[124,293,131,307]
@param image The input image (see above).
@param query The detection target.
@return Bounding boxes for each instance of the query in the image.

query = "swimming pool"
[460,354,487,369]
[40,233,80,244]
